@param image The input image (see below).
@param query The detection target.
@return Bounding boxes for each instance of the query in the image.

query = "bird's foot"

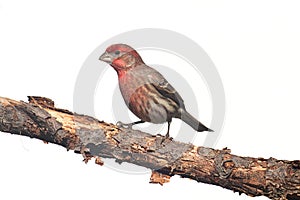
[116,120,145,129]
[160,134,173,145]
[116,121,133,129]
[160,137,172,145]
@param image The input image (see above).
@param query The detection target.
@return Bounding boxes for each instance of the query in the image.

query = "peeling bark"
[0,96,299,200]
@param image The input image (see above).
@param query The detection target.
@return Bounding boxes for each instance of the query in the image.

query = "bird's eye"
[114,50,120,55]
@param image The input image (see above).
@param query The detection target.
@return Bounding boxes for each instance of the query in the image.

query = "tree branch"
[0,96,299,200]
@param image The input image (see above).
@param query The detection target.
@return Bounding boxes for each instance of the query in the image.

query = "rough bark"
[0,96,299,200]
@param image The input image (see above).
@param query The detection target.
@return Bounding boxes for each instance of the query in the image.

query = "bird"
[99,43,213,138]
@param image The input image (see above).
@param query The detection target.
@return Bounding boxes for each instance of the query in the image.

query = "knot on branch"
[215,149,235,179]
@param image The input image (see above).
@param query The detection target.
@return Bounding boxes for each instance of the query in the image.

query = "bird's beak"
[99,52,113,64]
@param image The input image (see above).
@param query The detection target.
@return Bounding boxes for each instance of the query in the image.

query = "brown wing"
[148,71,185,110]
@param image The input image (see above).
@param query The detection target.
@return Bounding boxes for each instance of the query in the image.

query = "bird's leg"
[116,120,145,129]
[160,120,172,144]
[166,121,171,138]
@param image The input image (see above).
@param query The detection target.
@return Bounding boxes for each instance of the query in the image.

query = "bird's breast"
[118,71,146,106]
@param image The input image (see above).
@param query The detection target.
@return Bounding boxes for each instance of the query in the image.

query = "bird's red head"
[99,44,144,72]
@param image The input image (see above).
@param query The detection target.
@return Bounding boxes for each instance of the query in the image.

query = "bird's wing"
[148,71,185,109]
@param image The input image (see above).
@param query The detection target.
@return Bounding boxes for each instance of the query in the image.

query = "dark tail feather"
[180,110,213,132]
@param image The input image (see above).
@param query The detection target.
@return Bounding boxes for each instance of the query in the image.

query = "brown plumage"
[99,43,213,137]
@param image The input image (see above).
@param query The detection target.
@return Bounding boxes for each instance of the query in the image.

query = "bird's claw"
[116,121,133,129]
[159,134,173,145]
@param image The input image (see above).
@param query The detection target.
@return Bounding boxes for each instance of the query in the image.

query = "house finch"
[99,44,213,137]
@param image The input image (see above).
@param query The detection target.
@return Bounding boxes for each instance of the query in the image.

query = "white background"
[0,1,299,200]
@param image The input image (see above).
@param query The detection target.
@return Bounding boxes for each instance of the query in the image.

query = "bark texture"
[0,96,299,200]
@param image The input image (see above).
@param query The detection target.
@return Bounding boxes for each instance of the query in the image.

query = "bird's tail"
[180,110,213,132]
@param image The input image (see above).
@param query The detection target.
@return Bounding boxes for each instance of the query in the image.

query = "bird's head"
[99,44,144,71]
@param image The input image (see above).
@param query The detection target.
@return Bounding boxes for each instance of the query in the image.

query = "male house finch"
[99,44,213,137]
